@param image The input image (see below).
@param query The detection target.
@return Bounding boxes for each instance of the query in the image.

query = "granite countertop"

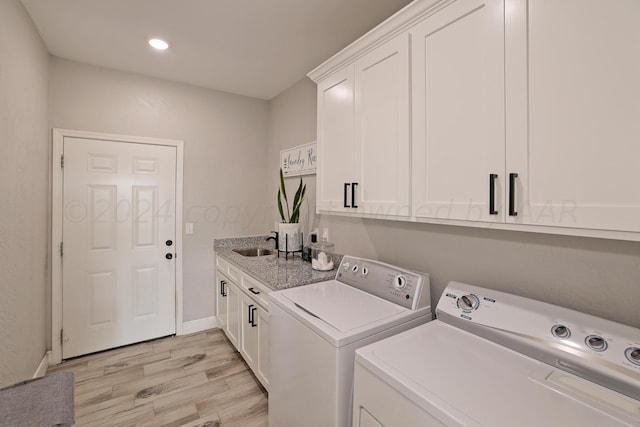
[214,235,342,291]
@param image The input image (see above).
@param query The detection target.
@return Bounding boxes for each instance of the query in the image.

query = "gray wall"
[0,0,50,387]
[267,77,640,329]
[50,58,271,322]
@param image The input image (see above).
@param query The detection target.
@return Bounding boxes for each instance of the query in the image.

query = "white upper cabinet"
[310,0,640,240]
[315,33,411,217]
[353,33,411,217]
[316,66,355,213]
[505,0,640,233]
[411,0,505,223]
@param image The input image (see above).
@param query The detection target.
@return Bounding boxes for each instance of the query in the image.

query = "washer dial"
[393,275,407,290]
[458,294,480,311]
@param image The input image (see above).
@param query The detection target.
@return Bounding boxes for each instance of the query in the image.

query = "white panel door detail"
[240,293,258,367]
[216,273,229,331]
[62,137,176,358]
[316,66,355,212]
[256,304,270,389]
[354,33,411,217]
[225,281,241,348]
[506,0,640,232]
[412,0,505,223]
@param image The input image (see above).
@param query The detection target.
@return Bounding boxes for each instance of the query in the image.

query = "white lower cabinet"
[225,281,241,348]
[256,307,270,388]
[215,255,270,390]
[239,292,259,366]
[240,293,269,389]
[215,273,229,331]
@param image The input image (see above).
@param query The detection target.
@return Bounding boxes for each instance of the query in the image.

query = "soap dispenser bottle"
[302,232,317,262]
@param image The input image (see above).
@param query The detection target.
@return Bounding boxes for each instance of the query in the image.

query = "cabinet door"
[215,272,228,331]
[316,66,355,212]
[353,33,411,217]
[256,305,269,389]
[225,281,240,348]
[506,0,640,232]
[411,0,505,223]
[239,292,259,368]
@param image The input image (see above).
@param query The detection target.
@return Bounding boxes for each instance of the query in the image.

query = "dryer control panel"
[335,256,430,310]
[437,281,640,401]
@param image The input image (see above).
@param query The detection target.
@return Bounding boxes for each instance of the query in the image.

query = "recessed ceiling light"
[148,38,169,50]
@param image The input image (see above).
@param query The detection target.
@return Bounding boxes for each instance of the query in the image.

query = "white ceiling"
[20,0,413,100]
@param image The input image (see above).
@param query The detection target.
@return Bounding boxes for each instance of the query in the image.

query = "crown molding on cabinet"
[308,0,450,83]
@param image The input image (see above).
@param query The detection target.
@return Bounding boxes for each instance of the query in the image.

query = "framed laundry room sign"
[280,141,316,177]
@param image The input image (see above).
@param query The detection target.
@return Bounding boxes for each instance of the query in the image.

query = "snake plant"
[277,168,306,223]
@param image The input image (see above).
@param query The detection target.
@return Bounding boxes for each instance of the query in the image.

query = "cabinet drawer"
[215,255,228,272]
[241,274,270,309]
[227,263,241,282]
[215,255,241,282]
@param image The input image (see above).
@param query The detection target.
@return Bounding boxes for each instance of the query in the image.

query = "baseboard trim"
[33,351,50,378]
[180,316,219,335]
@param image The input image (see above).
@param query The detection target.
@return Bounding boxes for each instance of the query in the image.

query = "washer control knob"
[342,262,350,270]
[551,324,571,339]
[585,335,608,352]
[625,347,640,366]
[361,267,369,276]
[393,275,407,289]
[352,265,359,273]
[458,294,479,311]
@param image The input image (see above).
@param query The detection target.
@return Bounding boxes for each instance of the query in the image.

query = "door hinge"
[60,329,63,346]
[59,241,63,257]
[60,154,64,168]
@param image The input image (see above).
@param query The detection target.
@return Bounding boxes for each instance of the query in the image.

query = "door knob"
[166,240,173,246]
[165,253,173,260]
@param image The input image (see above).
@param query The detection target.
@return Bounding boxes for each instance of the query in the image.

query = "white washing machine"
[353,281,640,427]
[268,255,432,427]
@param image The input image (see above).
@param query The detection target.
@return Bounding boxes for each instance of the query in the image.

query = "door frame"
[50,128,185,364]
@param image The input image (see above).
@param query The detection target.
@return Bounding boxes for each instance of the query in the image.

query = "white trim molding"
[307,0,451,82]
[50,128,185,364]
[181,317,219,335]
[33,351,50,378]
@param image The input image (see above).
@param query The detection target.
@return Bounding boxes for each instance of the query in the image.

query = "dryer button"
[551,324,571,339]
[625,347,640,366]
[585,335,607,352]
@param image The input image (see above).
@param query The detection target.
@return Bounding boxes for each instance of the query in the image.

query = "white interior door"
[62,136,177,358]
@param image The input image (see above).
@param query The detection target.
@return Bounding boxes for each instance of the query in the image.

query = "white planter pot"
[278,222,302,252]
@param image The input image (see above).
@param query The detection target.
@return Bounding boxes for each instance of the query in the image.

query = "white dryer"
[269,255,432,427]
[353,281,640,426]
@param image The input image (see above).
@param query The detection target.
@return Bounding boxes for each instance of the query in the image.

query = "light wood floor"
[46,329,268,427]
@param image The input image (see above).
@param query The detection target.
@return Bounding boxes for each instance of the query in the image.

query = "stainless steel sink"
[233,248,275,257]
